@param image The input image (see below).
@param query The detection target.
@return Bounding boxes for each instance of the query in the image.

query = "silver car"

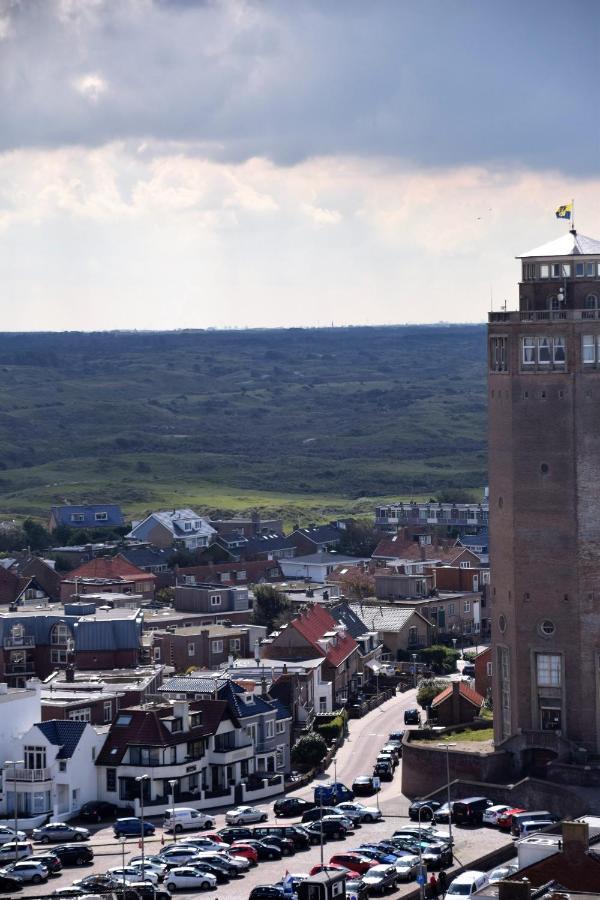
[1,860,48,884]
[224,806,268,825]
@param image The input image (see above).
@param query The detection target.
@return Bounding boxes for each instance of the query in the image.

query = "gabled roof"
[285,605,358,667]
[242,534,296,556]
[159,675,228,695]
[217,680,278,719]
[456,532,488,550]
[291,525,341,545]
[430,681,484,709]
[372,536,456,563]
[96,699,230,766]
[36,720,87,759]
[68,556,156,583]
[347,603,429,633]
[119,546,176,570]
[130,509,216,540]
[518,230,600,258]
[330,602,375,640]
[50,505,124,528]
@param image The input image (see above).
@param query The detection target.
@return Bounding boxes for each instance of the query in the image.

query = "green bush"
[419,645,460,674]
[291,733,328,768]
[417,678,449,710]
[316,715,345,744]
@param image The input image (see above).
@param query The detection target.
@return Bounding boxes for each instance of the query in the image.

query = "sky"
[1,0,599,331]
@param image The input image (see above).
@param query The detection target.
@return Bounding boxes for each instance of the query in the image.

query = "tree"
[337,519,382,557]
[419,645,460,674]
[291,732,327,769]
[252,585,291,633]
[417,678,449,710]
[22,519,52,551]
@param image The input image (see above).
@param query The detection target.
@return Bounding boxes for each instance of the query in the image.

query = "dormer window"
[184,522,191,531]
[243,693,254,704]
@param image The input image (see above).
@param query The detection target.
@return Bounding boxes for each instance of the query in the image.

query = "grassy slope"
[0,326,487,523]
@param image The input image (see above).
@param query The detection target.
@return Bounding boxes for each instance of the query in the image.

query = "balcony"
[489,309,600,324]
[5,662,35,675]
[4,636,35,649]
[208,742,254,765]
[4,767,52,783]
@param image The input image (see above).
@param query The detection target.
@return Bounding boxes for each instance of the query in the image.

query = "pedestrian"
[428,872,439,898]
[438,869,448,893]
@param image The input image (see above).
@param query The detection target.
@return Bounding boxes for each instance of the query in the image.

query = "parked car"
[352,775,380,797]
[33,824,89,844]
[115,884,172,900]
[0,826,26,845]
[29,853,62,875]
[113,818,155,838]
[251,834,295,856]
[79,801,132,823]
[225,806,268,825]
[51,844,94,867]
[321,814,354,832]
[409,800,441,821]
[1,860,49,884]
[496,808,525,830]
[444,870,489,897]
[433,802,455,824]
[235,839,281,862]
[252,825,311,851]
[165,866,217,891]
[336,801,382,823]
[314,782,354,805]
[108,867,159,886]
[452,797,493,827]
[73,874,122,894]
[50,887,86,897]
[0,872,21,893]
[0,843,32,862]
[187,861,230,884]
[273,797,315,817]
[303,821,345,843]
[404,708,420,725]
[228,843,258,865]
[373,760,393,781]
[218,826,254,844]
[159,847,205,866]
[514,818,559,839]
[189,852,241,877]
[389,730,405,742]
[127,858,168,879]
[377,750,398,768]
[301,806,339,824]
[489,863,519,883]
[381,743,401,761]
[510,811,556,838]
[163,808,215,833]
[308,864,350,876]
[482,805,511,827]
[248,887,285,900]
[345,875,370,900]
[392,854,421,881]
[165,837,224,854]
[328,853,375,875]
[362,863,398,894]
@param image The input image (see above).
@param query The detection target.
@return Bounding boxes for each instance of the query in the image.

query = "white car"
[393,854,421,881]
[1,860,48,884]
[128,857,168,879]
[158,846,204,865]
[444,870,489,898]
[488,863,519,883]
[215,851,249,871]
[165,866,217,891]
[482,804,511,827]
[108,866,159,885]
[336,802,382,823]
[0,826,26,846]
[225,806,268,825]
[0,842,32,862]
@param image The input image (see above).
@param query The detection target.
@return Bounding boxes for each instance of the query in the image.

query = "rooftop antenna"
[501,300,507,312]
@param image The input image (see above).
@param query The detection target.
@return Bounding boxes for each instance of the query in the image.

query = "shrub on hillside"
[291,733,327,769]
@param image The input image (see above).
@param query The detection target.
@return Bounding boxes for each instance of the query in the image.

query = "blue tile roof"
[268,697,292,721]
[36,720,87,758]
[51,505,124,528]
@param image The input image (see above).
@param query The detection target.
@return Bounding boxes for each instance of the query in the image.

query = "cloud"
[0,0,598,173]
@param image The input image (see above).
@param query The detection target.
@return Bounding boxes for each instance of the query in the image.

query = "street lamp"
[168,779,177,843]
[331,757,337,786]
[417,804,435,900]
[412,654,418,689]
[438,743,456,853]
[4,760,24,864]
[135,774,150,884]
[119,836,127,895]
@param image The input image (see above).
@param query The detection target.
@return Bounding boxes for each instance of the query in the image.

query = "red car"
[229,843,259,865]
[203,832,227,844]
[309,864,350,877]
[329,853,376,875]
[496,807,525,830]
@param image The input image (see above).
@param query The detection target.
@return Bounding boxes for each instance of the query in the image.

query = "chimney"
[562,820,589,861]
[451,680,461,723]
[261,675,268,697]
[498,881,530,900]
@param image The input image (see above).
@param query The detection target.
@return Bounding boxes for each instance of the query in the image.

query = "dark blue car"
[113,818,155,838]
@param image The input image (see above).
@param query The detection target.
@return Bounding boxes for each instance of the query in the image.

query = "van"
[510,810,555,837]
[163,807,215,833]
[313,782,354,804]
[452,797,493,826]
[444,870,489,898]
[514,819,557,839]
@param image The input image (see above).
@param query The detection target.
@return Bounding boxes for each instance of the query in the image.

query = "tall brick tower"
[489,228,600,756]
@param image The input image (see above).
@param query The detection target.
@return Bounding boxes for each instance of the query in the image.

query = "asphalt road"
[15,689,511,900]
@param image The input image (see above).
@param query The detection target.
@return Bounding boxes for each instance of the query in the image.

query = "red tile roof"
[431,681,484,709]
[372,537,457,563]
[290,606,358,668]
[68,555,156,583]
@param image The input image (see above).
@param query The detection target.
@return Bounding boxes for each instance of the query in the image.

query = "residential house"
[374,501,489,532]
[0,680,43,757]
[6,557,62,602]
[279,553,364,585]
[430,680,484,726]
[118,546,176,589]
[61,556,156,601]
[374,570,435,600]
[210,514,284,539]
[409,591,488,644]
[430,564,488,594]
[3,719,105,824]
[327,564,375,600]
[261,605,360,708]
[288,524,343,556]
[173,583,253,625]
[49,505,125,533]
[330,602,382,688]
[240,533,298,561]
[177,559,283,586]
[149,625,252,671]
[128,509,216,551]
[454,530,489,566]
[474,646,493,700]
[0,606,143,686]
[346,603,431,659]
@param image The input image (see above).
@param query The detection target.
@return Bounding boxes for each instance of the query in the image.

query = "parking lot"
[13,690,512,900]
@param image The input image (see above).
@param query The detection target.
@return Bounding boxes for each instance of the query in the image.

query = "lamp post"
[135,774,150,884]
[119,836,127,895]
[168,779,177,843]
[412,654,417,690]
[438,743,456,854]
[332,757,337,786]
[417,804,434,900]
[4,760,24,864]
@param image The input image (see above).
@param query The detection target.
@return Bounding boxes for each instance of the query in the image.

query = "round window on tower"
[498,614,507,634]
[539,620,555,637]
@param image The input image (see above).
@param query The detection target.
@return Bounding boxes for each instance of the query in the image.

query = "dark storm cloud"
[1,0,598,173]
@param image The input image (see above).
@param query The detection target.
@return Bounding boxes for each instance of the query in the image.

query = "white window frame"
[230,638,241,652]
[265,720,274,739]
[486,661,493,676]
[188,642,195,656]
[211,640,224,654]
[536,653,561,687]
[94,512,108,522]
[276,721,285,734]
[210,595,221,606]
[68,707,91,722]
[463,600,472,613]
[103,701,112,723]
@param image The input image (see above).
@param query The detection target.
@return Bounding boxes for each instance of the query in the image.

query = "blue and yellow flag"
[556,203,573,220]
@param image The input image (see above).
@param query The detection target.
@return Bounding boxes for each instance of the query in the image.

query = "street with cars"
[1,690,522,900]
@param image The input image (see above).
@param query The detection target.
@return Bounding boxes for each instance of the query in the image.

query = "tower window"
[576,263,585,277]
[521,336,567,368]
[536,653,561,687]
[489,336,508,372]
[539,620,555,636]
[540,265,549,279]
[586,262,595,276]
[582,334,600,364]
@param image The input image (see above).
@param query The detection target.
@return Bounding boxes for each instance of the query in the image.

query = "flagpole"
[571,197,575,233]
